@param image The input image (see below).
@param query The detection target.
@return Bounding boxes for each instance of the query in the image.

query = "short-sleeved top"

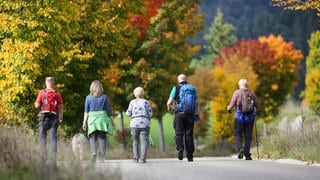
[35,88,63,114]
[169,82,198,103]
[126,99,153,128]
[84,94,113,117]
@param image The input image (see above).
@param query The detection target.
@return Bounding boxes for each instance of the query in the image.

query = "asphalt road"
[82,157,320,180]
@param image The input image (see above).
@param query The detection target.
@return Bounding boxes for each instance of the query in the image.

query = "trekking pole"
[149,134,155,148]
[219,112,230,156]
[254,122,260,159]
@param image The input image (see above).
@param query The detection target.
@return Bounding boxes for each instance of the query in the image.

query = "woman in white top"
[126,87,153,163]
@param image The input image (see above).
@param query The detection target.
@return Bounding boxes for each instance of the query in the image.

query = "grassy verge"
[258,101,320,163]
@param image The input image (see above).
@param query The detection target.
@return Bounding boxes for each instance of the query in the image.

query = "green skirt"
[87,111,113,136]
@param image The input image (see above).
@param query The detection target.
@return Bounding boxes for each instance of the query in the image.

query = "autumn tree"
[212,35,303,140]
[128,0,204,152]
[271,0,320,16]
[0,0,144,137]
[0,0,86,130]
[258,34,304,122]
[305,30,320,115]
[211,54,259,142]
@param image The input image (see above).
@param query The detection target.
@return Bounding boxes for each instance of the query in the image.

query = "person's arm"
[146,100,153,118]
[82,96,90,131]
[56,92,64,122]
[227,90,238,112]
[126,101,133,117]
[82,112,88,131]
[104,96,115,127]
[167,98,175,112]
[167,87,176,112]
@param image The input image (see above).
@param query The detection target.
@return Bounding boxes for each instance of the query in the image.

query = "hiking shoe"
[133,159,139,163]
[245,156,252,160]
[90,153,97,163]
[237,148,244,159]
[140,159,147,163]
[187,154,193,162]
[178,149,183,160]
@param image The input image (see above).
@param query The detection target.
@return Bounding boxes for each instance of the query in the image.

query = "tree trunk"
[157,116,166,152]
[118,111,125,151]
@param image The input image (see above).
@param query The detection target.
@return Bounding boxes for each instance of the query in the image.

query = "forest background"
[0,0,320,162]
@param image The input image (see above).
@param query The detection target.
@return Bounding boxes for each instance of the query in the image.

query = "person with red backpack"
[227,79,258,160]
[167,74,199,162]
[35,77,64,165]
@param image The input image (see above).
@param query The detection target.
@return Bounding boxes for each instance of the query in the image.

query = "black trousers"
[173,112,195,156]
[233,119,254,157]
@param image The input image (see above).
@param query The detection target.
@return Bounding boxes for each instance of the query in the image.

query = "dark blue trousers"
[39,113,59,163]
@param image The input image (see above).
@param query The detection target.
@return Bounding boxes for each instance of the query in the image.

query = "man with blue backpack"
[167,74,199,162]
[227,79,259,160]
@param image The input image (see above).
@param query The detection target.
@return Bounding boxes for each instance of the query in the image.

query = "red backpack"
[41,89,58,114]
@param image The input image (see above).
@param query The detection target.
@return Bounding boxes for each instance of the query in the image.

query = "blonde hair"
[90,80,104,97]
[133,87,144,98]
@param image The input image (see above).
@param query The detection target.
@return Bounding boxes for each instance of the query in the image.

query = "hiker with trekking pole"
[227,79,259,160]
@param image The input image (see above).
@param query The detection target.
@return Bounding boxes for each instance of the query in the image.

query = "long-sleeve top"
[126,98,153,128]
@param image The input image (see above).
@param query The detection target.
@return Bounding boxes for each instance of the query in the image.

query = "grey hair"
[238,79,248,87]
[177,74,187,83]
[45,77,54,83]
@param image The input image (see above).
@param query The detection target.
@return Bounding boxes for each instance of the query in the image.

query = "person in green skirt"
[82,80,114,163]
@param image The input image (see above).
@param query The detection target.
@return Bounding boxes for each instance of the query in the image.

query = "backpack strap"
[174,84,182,103]
[174,82,188,103]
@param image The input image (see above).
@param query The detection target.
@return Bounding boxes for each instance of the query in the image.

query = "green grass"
[258,101,320,162]
[110,112,176,148]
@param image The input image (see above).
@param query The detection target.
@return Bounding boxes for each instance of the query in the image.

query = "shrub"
[259,101,320,162]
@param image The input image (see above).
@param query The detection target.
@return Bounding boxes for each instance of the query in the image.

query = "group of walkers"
[35,74,258,165]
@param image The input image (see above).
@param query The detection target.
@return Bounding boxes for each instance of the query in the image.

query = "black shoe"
[245,156,252,160]
[238,148,244,159]
[187,154,193,162]
[178,149,183,160]
[133,159,139,163]
[140,159,147,163]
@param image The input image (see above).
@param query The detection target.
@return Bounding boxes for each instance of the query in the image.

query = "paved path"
[76,157,320,180]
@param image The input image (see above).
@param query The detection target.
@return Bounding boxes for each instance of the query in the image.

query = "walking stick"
[219,112,230,156]
[254,121,260,159]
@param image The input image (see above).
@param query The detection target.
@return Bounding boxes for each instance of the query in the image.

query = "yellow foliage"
[211,55,259,141]
[305,68,320,112]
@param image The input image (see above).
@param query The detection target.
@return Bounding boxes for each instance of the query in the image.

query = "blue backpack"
[177,84,197,114]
